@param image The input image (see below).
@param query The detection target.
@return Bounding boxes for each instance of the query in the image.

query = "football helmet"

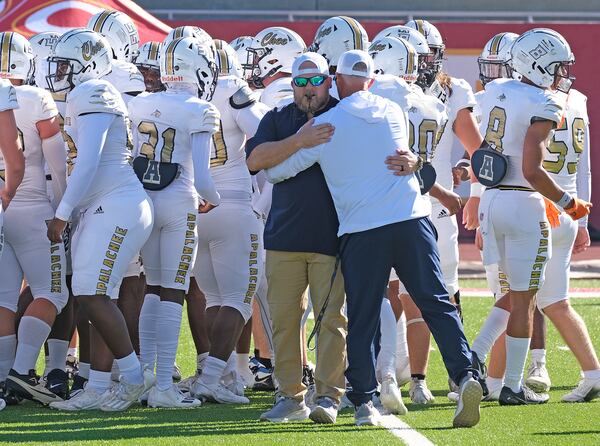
[46,29,112,92]
[405,19,444,85]
[134,41,164,92]
[213,39,244,78]
[29,31,60,87]
[0,32,34,84]
[87,10,139,63]
[478,32,519,86]
[242,26,306,89]
[164,26,215,57]
[369,37,419,83]
[511,28,574,93]
[160,36,218,101]
[308,16,369,70]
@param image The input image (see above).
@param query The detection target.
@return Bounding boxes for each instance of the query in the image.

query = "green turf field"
[1,280,599,445]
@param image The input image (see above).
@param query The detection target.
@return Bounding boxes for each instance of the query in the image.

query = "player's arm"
[247,116,334,172]
[38,115,67,207]
[191,132,220,206]
[264,144,322,184]
[429,182,462,215]
[0,109,24,209]
[573,120,592,253]
[234,101,270,137]
[453,108,483,157]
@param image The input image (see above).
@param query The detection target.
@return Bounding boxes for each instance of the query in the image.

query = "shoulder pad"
[229,83,258,109]
[70,80,125,117]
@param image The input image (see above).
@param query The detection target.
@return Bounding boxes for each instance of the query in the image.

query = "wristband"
[555,191,573,210]
[470,182,485,197]
[455,158,471,169]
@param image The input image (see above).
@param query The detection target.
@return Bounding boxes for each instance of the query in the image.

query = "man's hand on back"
[294,118,335,149]
[385,149,420,176]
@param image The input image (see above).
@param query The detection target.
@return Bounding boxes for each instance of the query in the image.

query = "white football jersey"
[102,60,145,106]
[128,89,219,193]
[478,78,564,188]
[260,77,293,109]
[428,77,477,191]
[3,86,58,203]
[371,75,447,162]
[543,88,588,194]
[0,78,18,111]
[64,79,138,209]
[210,76,269,193]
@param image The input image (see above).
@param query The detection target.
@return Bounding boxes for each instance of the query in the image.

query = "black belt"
[488,185,534,192]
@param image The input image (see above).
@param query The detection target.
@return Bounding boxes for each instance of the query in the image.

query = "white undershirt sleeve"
[576,122,591,227]
[41,132,67,209]
[191,132,221,206]
[55,112,115,221]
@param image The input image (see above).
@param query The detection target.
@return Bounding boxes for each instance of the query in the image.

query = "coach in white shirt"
[266,50,483,428]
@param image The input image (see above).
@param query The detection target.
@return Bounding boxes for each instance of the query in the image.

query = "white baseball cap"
[292,52,329,78]
[336,50,374,78]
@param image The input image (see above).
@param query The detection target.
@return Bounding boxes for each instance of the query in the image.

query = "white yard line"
[379,414,436,446]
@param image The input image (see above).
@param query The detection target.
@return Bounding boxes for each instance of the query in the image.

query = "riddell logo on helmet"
[82,40,105,61]
[162,75,184,82]
[260,32,289,46]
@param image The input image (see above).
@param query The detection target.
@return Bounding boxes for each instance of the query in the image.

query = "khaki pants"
[266,250,347,403]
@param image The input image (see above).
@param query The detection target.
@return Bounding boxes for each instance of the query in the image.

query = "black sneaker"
[45,369,69,400]
[6,369,63,405]
[70,374,88,398]
[499,385,549,405]
[0,380,22,405]
[471,352,489,397]
[250,357,275,391]
[302,364,315,387]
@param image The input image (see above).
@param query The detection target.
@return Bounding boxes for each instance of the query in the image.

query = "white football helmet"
[230,35,254,79]
[29,31,60,88]
[405,19,444,83]
[87,10,139,63]
[0,32,34,84]
[134,41,163,92]
[164,26,215,57]
[511,28,574,93]
[309,16,369,70]
[46,29,112,92]
[243,27,306,89]
[213,39,243,78]
[478,32,519,86]
[160,36,218,101]
[370,37,419,83]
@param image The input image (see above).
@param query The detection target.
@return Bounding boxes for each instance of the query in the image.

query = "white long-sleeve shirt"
[265,90,430,236]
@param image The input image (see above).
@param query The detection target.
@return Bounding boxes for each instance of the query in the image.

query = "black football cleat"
[6,369,63,405]
[499,385,549,405]
[45,369,70,400]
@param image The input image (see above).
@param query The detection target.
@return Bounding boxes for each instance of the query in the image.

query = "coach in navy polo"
[246,53,347,424]
[265,50,483,428]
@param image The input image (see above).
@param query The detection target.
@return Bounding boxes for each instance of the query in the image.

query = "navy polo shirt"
[246,97,340,256]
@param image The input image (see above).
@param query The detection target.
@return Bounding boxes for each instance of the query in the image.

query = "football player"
[134,42,164,93]
[45,29,153,411]
[229,35,254,80]
[131,36,221,408]
[243,26,306,108]
[475,28,591,405]
[191,36,269,403]
[1,32,65,407]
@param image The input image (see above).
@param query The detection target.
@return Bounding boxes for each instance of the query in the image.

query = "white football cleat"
[192,380,250,404]
[0,399,6,411]
[178,373,200,393]
[409,378,435,404]
[101,368,155,412]
[354,401,380,426]
[562,377,600,403]
[452,372,482,428]
[380,376,407,415]
[525,361,551,393]
[148,385,202,408]
[49,388,110,411]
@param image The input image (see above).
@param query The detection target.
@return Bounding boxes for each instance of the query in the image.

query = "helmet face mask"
[195,56,218,101]
[478,60,513,86]
[244,46,277,88]
[137,65,164,92]
[552,61,574,93]
[46,57,80,92]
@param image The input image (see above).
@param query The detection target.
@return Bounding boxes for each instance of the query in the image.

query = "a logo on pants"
[175,213,196,285]
[96,226,128,295]
[244,234,260,304]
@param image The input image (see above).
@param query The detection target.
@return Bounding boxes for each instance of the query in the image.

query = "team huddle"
[0,9,596,428]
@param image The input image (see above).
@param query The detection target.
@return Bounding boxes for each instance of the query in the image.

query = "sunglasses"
[292,75,327,87]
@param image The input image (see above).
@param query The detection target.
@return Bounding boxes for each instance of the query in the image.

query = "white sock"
[583,369,600,380]
[471,307,510,361]
[236,353,249,375]
[45,339,69,374]
[79,362,90,380]
[116,352,142,385]
[68,347,77,358]
[155,301,183,390]
[87,369,111,393]
[376,298,397,380]
[199,356,227,386]
[0,335,17,381]
[13,316,51,375]
[197,352,209,372]
[505,335,531,393]
[486,376,504,392]
[396,313,408,359]
[139,293,160,370]
[530,348,546,365]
